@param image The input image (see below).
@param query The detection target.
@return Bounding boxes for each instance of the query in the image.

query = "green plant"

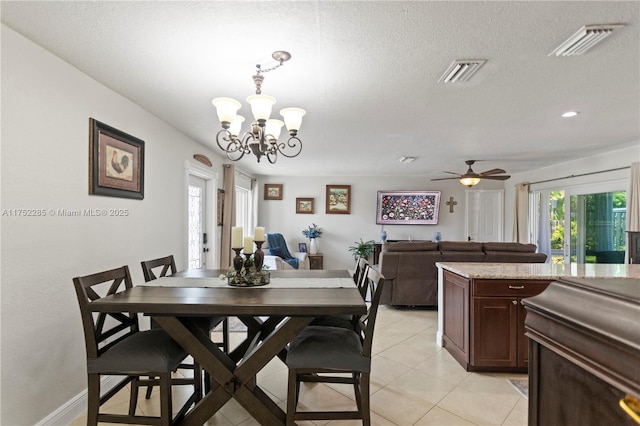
[348,238,375,259]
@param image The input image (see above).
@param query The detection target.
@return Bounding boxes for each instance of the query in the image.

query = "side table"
[308,253,324,270]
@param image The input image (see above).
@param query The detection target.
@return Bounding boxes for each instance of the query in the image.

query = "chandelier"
[212,51,306,163]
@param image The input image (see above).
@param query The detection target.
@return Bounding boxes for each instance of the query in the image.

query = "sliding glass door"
[566,191,627,264]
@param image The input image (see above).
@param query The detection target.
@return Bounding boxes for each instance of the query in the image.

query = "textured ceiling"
[2,1,639,178]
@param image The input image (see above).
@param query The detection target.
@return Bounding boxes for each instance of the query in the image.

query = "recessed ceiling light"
[397,156,417,163]
[562,111,579,118]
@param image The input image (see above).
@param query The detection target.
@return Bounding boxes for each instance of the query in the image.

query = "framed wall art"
[89,118,145,199]
[326,185,351,214]
[217,189,225,226]
[376,190,441,225]
[264,184,283,200]
[298,242,307,252]
[296,198,314,214]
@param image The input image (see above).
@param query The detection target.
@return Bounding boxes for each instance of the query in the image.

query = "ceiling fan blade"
[481,175,511,180]
[442,171,461,176]
[478,168,506,176]
[430,177,461,181]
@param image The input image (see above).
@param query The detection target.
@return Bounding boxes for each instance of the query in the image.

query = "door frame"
[184,160,219,269]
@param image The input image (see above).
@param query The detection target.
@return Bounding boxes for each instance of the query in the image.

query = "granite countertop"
[436,262,640,280]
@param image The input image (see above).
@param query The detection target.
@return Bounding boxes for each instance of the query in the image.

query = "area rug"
[507,378,529,399]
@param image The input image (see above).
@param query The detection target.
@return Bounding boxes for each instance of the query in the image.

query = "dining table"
[88,268,366,426]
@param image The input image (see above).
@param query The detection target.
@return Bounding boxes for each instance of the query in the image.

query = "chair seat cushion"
[88,329,187,375]
[286,326,369,372]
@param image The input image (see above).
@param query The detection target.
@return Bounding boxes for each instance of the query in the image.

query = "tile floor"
[70,306,528,425]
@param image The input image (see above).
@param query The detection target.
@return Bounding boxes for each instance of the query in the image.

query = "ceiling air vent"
[550,24,625,56]
[438,60,486,83]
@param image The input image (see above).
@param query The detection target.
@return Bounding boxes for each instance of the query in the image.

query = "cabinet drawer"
[473,280,551,297]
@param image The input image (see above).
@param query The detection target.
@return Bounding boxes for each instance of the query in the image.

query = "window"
[234,172,255,237]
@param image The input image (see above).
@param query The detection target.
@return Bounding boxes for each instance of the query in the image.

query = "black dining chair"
[309,257,370,331]
[285,266,385,425]
[141,255,229,396]
[72,265,201,425]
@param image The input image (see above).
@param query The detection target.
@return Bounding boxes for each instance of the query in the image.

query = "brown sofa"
[377,241,547,306]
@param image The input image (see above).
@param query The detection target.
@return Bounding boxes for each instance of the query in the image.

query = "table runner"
[146,276,355,289]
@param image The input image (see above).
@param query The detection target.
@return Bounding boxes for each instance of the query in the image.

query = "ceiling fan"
[431,160,511,187]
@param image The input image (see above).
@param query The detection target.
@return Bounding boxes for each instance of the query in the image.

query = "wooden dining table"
[88,269,366,426]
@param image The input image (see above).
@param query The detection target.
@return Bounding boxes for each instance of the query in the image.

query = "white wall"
[257,175,504,270]
[0,25,227,425]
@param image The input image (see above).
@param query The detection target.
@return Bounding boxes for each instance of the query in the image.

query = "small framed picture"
[296,198,314,214]
[298,243,307,252]
[264,184,283,200]
[326,185,351,214]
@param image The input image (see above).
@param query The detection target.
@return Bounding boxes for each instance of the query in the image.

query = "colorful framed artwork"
[326,185,351,214]
[296,198,314,214]
[298,243,307,252]
[89,118,144,199]
[376,190,441,225]
[264,184,283,200]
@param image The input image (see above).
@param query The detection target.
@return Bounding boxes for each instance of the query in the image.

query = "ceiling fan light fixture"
[549,24,625,56]
[438,60,487,83]
[460,176,481,187]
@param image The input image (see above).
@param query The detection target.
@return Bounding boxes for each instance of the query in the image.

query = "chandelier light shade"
[212,51,306,163]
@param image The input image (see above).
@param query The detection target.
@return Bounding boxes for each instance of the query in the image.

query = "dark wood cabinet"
[308,253,323,270]
[628,231,640,264]
[442,271,551,372]
[524,277,640,425]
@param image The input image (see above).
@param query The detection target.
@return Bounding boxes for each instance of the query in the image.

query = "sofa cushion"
[438,241,484,252]
[386,242,438,252]
[483,242,537,253]
[484,251,547,263]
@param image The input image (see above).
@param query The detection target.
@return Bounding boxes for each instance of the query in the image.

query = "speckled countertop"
[436,262,640,280]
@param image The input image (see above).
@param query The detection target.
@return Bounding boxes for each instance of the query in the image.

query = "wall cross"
[446,196,457,213]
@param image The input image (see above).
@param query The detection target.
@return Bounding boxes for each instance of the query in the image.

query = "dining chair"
[141,255,229,395]
[285,266,385,425]
[72,265,201,426]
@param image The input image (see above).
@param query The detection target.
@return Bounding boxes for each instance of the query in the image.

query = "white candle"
[254,226,265,241]
[244,236,254,254]
[231,227,243,249]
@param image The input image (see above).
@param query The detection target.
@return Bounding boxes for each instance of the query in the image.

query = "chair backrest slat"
[360,267,385,357]
[141,255,177,282]
[73,265,139,359]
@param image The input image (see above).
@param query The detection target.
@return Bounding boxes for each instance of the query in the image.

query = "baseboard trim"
[35,376,121,426]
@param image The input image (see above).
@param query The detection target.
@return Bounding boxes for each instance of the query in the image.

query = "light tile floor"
[70,306,528,425]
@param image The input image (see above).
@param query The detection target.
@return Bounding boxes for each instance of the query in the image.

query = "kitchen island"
[435,262,640,372]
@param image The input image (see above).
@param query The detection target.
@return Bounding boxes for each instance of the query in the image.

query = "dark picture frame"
[298,243,307,252]
[217,189,225,226]
[296,198,314,214]
[89,118,144,199]
[326,185,351,214]
[264,183,283,200]
[376,190,441,225]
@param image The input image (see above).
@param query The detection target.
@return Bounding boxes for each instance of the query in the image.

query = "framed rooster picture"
[89,118,145,199]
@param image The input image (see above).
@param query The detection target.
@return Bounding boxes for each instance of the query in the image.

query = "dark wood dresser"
[524,277,640,425]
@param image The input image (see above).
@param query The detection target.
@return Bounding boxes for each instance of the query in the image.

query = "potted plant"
[348,238,375,260]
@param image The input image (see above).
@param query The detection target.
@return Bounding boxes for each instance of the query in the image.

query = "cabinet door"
[472,297,518,367]
[443,272,470,366]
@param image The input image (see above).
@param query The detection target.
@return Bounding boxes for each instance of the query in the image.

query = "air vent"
[550,24,625,56]
[396,156,417,163]
[438,60,486,83]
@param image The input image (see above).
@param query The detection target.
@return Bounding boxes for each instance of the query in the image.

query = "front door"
[188,175,207,268]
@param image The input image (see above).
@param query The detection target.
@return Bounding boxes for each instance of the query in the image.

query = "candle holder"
[254,240,265,271]
[232,248,243,275]
[243,251,254,270]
